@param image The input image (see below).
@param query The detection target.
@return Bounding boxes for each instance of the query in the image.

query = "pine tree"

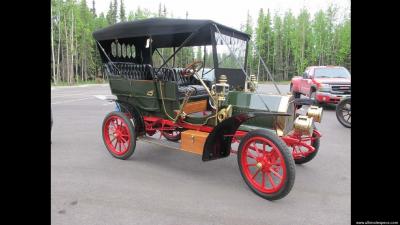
[113,0,118,22]
[244,11,254,75]
[119,0,126,22]
[106,1,113,25]
[91,0,96,16]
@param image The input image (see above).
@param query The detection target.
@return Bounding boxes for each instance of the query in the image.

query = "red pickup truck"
[290,66,351,104]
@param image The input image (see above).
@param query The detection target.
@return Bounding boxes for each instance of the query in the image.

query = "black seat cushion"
[177,84,208,99]
[104,62,154,80]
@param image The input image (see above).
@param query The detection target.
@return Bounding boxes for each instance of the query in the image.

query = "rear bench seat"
[105,62,153,80]
[104,62,209,100]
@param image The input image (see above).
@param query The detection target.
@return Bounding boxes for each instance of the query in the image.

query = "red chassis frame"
[142,115,322,159]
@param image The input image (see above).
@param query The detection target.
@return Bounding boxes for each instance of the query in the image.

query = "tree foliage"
[245,5,351,81]
[51,1,351,84]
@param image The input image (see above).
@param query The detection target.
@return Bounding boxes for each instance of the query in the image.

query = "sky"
[93,0,350,30]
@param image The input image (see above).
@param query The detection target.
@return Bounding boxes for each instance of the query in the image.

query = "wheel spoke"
[121,142,126,151]
[267,173,276,189]
[261,171,265,188]
[109,125,116,132]
[247,151,257,159]
[247,163,257,167]
[269,168,282,179]
[252,168,261,179]
[252,142,262,156]
[248,145,257,152]
[271,162,281,167]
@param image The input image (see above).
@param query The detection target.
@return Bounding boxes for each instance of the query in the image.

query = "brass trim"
[146,90,154,96]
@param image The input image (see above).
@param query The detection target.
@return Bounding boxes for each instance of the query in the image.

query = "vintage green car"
[93,18,323,200]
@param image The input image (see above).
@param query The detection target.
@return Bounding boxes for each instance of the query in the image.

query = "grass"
[51,79,107,87]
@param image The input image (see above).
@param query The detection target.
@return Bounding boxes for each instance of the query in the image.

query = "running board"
[137,135,181,151]
[138,135,238,157]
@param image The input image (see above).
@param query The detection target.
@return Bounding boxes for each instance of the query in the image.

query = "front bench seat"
[173,69,208,99]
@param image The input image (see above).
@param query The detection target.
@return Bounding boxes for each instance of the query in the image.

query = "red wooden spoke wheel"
[102,111,136,160]
[238,130,295,200]
[290,124,320,164]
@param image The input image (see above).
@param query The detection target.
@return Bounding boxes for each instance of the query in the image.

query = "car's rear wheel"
[102,111,136,160]
[238,129,296,200]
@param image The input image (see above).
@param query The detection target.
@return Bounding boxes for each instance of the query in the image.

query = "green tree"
[244,11,255,75]
[119,0,126,22]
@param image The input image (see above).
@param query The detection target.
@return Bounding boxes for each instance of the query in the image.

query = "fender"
[115,100,146,136]
[202,112,291,161]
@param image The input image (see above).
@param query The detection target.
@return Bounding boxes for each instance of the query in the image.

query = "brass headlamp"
[306,106,323,123]
[293,115,313,136]
[214,75,230,107]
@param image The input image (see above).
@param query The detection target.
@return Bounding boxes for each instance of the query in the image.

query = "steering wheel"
[182,61,203,77]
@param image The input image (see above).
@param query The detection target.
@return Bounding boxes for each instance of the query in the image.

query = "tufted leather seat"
[104,62,209,100]
[105,62,153,80]
[155,67,208,99]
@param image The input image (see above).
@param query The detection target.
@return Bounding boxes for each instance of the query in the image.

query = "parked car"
[290,66,351,105]
[93,18,324,201]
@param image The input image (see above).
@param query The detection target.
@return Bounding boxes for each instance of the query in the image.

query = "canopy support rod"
[155,48,170,68]
[155,27,202,74]
[95,40,120,74]
[250,41,281,94]
[172,47,176,67]
[213,24,271,112]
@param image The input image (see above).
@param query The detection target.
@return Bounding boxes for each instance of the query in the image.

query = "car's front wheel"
[237,129,296,200]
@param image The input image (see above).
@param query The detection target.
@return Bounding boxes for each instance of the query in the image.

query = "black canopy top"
[92,18,250,44]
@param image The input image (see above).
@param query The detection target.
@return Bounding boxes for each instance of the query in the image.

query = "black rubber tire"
[237,129,296,201]
[336,98,351,128]
[161,130,181,142]
[102,111,137,160]
[294,124,320,164]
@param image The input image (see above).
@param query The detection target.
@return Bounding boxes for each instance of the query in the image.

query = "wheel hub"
[113,128,125,141]
[256,158,272,171]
